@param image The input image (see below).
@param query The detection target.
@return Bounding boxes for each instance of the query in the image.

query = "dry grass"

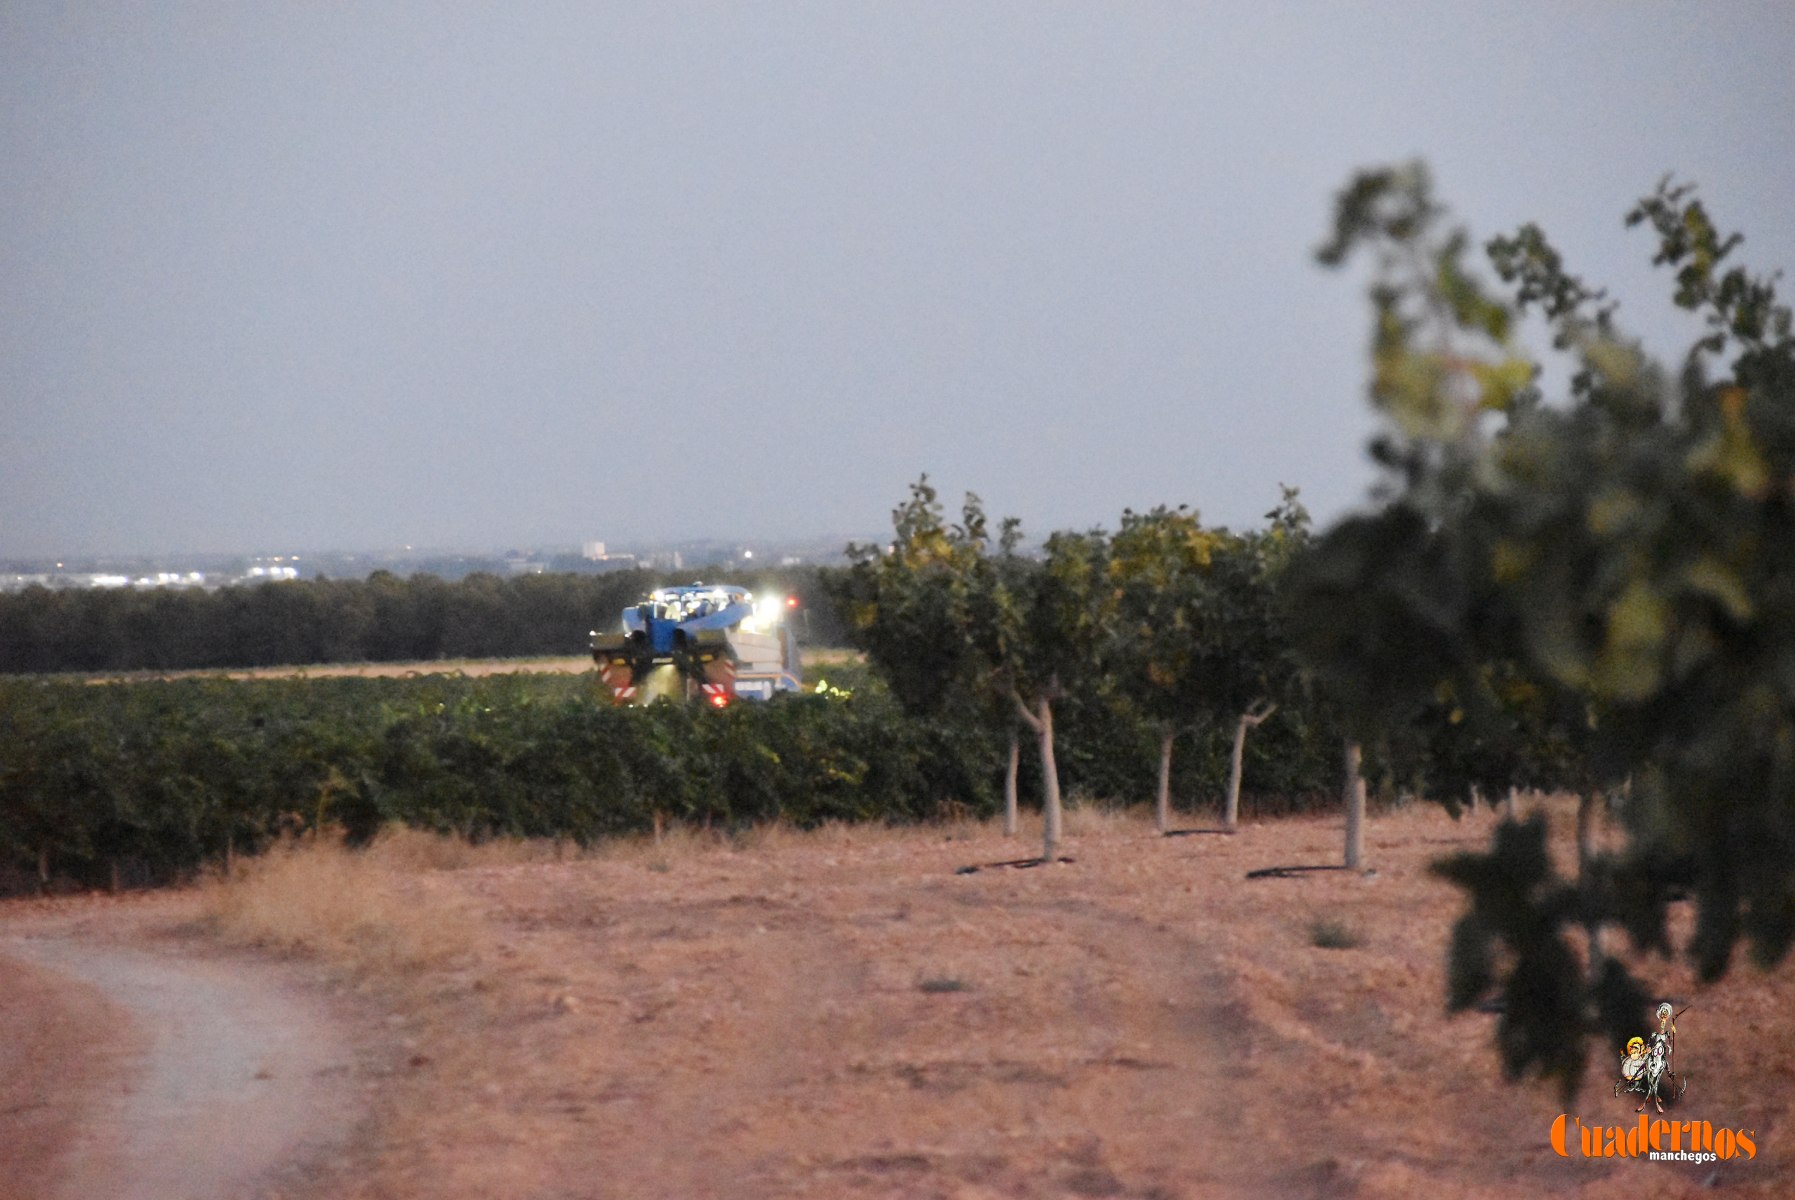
[656,804,1152,861]
[590,812,999,869]
[587,820,734,869]
[730,815,985,853]
[201,833,490,975]
[359,824,566,873]
[1061,797,1155,837]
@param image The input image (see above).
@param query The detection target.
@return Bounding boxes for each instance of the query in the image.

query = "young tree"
[1105,506,1226,832]
[832,479,1017,821]
[1213,490,1310,828]
[835,477,986,716]
[1105,496,1307,833]
[970,526,1112,863]
[841,479,1116,860]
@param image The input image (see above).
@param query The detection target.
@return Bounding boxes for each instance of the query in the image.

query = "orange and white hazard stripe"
[598,662,637,705]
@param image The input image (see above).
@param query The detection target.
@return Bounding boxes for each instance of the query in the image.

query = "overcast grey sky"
[4,2,1792,557]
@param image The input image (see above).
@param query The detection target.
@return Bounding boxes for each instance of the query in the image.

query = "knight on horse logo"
[1615,1001,1690,1113]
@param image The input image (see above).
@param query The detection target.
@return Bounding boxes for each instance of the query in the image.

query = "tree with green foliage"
[1214,489,1311,829]
[842,477,1118,862]
[983,526,1110,862]
[836,479,988,716]
[1105,505,1228,832]
[834,479,1024,828]
[1291,160,1795,1096]
[1104,501,1308,834]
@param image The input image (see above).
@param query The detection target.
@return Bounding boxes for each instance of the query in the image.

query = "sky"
[3,2,1792,558]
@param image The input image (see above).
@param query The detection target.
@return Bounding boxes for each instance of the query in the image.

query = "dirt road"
[4,803,1789,1198]
[1,908,373,1200]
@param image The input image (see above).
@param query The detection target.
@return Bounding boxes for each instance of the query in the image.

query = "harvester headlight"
[750,597,782,629]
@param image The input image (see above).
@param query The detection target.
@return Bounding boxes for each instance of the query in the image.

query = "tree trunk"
[1343,739,1366,871]
[1012,689,1064,864]
[1502,786,1518,820]
[1224,701,1277,830]
[1155,726,1175,835]
[1003,729,1021,837]
[1037,698,1062,863]
[108,859,122,895]
[1577,791,1602,979]
[37,845,49,894]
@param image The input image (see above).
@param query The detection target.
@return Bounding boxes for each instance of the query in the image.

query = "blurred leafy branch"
[1292,161,1795,1097]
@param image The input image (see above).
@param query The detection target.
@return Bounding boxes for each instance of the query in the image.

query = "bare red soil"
[3,798,1790,1198]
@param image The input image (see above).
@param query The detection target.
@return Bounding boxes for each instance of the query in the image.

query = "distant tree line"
[0,566,848,674]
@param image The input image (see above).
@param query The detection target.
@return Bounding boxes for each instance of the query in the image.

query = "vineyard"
[0,664,1343,895]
